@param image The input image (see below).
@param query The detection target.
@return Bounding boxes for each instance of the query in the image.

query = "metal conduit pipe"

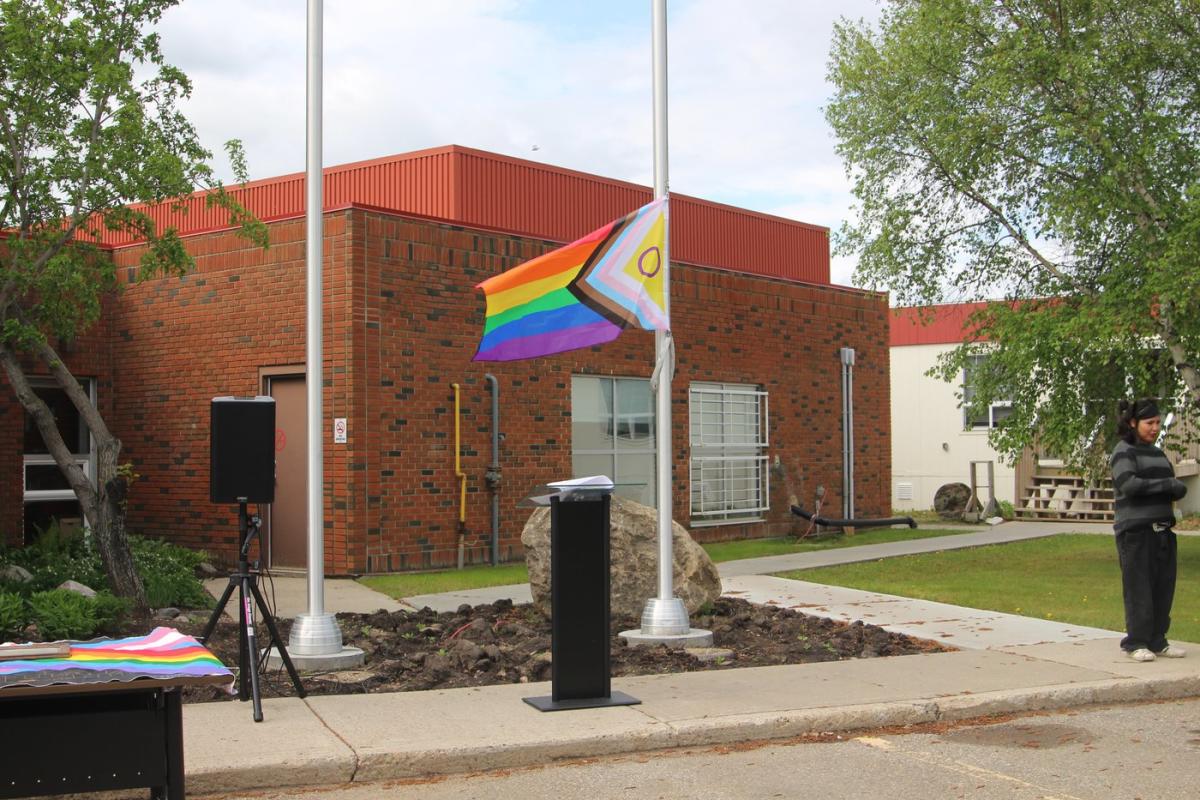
[840,347,856,521]
[791,505,916,529]
[484,374,501,566]
[451,383,467,569]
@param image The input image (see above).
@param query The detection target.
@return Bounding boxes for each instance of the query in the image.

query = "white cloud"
[156,0,879,285]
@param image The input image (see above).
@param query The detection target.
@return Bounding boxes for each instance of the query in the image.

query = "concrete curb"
[185,673,1200,793]
[184,697,357,795]
[342,676,1200,784]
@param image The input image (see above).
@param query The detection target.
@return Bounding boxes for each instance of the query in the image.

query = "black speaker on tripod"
[203,396,304,721]
[210,396,276,504]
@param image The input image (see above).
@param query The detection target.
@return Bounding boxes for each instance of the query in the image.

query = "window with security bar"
[689,382,769,525]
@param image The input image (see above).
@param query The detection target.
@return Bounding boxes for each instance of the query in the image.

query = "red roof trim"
[890,301,993,346]
[94,145,831,284]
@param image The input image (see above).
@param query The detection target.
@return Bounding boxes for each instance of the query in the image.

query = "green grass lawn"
[701,526,974,564]
[359,563,530,600]
[358,526,975,599]
[779,534,1200,644]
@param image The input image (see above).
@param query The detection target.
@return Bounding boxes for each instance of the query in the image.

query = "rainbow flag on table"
[0,627,232,690]
[473,198,668,362]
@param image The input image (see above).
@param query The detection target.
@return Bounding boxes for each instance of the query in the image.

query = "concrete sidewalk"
[183,521,1200,795]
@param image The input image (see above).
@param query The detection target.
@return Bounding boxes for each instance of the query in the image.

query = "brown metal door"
[267,376,307,569]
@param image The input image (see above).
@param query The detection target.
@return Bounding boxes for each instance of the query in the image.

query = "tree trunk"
[93,436,147,613]
[1158,305,1200,414]
[0,341,148,614]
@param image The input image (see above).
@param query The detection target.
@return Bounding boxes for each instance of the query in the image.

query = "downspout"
[451,383,467,569]
[484,374,501,566]
[840,347,856,522]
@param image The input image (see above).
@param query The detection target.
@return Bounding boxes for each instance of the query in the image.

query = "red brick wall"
[107,217,356,571]
[354,208,890,570]
[22,207,889,572]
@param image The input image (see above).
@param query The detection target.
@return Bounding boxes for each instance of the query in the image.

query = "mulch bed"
[176,596,951,703]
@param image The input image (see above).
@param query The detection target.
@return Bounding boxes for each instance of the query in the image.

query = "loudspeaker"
[210,396,276,504]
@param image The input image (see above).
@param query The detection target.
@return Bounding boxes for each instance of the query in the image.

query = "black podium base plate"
[522,690,641,712]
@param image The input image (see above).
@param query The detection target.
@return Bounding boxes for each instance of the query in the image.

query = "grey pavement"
[184,520,1200,796]
[198,699,1200,800]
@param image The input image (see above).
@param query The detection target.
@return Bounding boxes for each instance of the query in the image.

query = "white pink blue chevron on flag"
[572,197,669,331]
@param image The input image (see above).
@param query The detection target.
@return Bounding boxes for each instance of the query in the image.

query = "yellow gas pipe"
[451,383,467,569]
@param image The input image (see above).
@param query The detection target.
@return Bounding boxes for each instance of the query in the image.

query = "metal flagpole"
[285,0,357,666]
[626,0,709,646]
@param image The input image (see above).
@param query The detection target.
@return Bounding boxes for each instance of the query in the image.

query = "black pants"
[1115,527,1177,652]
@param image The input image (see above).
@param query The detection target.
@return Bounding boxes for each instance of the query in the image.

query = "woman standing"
[1111,398,1188,662]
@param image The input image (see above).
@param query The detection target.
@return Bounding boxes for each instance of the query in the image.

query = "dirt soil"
[177,596,950,703]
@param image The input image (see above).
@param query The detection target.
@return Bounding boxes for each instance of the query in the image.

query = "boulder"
[57,579,97,598]
[521,495,722,619]
[933,482,972,519]
[0,564,34,584]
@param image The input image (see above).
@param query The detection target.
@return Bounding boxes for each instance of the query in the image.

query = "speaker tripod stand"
[201,500,306,721]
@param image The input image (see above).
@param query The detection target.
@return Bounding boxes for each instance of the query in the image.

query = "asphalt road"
[212,698,1200,799]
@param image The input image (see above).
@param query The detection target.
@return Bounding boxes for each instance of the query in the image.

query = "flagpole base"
[619,627,713,649]
[636,596,692,636]
[288,612,346,655]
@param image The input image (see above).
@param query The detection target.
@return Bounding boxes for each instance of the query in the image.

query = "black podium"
[523,490,640,712]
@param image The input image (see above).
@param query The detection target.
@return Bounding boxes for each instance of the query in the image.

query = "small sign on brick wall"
[333,417,347,444]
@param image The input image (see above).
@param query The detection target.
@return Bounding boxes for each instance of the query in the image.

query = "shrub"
[29,589,97,640]
[0,591,28,640]
[131,537,212,609]
[91,592,132,635]
[998,500,1016,520]
[0,530,212,613]
[0,524,105,595]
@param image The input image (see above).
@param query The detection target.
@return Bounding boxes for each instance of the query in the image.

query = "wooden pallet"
[1017,473,1114,521]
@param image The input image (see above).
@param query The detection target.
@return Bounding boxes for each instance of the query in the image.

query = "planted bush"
[0,523,105,594]
[0,591,27,640]
[131,537,212,609]
[0,529,213,641]
[91,592,132,636]
[28,589,97,640]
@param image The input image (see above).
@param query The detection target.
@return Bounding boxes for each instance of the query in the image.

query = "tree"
[0,0,265,611]
[826,0,1200,474]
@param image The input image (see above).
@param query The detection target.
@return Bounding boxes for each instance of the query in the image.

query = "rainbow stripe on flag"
[473,198,668,362]
[0,627,232,690]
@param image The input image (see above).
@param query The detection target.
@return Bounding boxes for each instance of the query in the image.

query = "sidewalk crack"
[304,697,361,782]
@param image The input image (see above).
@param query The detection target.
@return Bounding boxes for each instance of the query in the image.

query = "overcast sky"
[157,0,881,287]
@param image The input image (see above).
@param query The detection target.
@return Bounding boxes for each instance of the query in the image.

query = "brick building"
[2,146,891,573]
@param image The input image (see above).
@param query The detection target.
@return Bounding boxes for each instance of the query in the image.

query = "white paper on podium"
[546,475,614,491]
[521,475,614,506]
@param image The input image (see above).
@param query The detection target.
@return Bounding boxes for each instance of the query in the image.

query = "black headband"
[1133,399,1160,420]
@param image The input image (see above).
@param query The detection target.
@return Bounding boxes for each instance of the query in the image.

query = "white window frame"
[23,378,96,503]
[963,354,1012,430]
[570,375,657,507]
[689,382,769,525]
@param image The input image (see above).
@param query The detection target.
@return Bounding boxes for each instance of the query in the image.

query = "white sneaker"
[1155,645,1186,659]
[1127,648,1156,662]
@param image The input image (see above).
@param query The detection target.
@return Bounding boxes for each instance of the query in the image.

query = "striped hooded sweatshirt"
[1110,440,1187,534]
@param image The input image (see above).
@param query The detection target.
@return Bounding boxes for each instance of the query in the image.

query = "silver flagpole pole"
[285,0,359,667]
[624,0,710,646]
